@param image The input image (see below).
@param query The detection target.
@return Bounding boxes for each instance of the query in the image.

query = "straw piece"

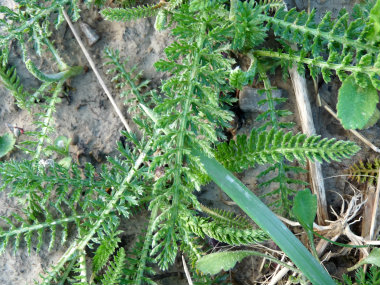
[62,9,132,134]
[289,66,329,225]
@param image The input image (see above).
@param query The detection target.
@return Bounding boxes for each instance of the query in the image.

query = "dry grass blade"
[289,66,329,225]
[62,9,132,134]
[182,255,194,285]
[369,168,380,239]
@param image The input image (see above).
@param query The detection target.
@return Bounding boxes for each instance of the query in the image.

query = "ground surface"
[0,0,379,284]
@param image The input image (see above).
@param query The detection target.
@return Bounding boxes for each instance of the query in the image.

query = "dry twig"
[62,9,132,134]
[289,66,329,224]
[182,255,194,285]
[369,168,380,239]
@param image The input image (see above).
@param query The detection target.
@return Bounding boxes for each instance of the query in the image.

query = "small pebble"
[239,86,284,113]
[70,134,79,145]
[79,22,100,46]
[324,262,337,275]
[12,127,22,137]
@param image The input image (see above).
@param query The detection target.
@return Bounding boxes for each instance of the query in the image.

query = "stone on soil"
[239,86,284,113]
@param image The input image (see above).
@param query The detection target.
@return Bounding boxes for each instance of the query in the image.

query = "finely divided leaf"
[367,0,380,43]
[229,68,247,89]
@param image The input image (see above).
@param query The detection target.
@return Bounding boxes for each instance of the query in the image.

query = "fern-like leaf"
[103,47,156,120]
[101,5,160,22]
[0,54,30,108]
[72,251,88,285]
[231,0,267,50]
[268,6,379,54]
[200,204,252,229]
[147,0,235,270]
[93,230,122,274]
[254,70,304,213]
[123,231,156,285]
[100,248,127,285]
[348,158,380,185]
[340,265,380,285]
[215,128,360,172]
[184,215,268,245]
[0,208,85,255]
[255,6,380,90]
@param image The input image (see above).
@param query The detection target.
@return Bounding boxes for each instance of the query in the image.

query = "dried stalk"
[182,255,194,285]
[361,184,376,258]
[268,261,293,285]
[361,168,380,271]
[289,66,329,225]
[369,168,380,239]
[62,9,132,133]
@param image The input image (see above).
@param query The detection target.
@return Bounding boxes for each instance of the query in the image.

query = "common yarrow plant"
[0,0,378,284]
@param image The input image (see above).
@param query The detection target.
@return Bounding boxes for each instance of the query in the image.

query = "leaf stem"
[0,0,70,42]
[25,59,82,83]
[0,215,85,238]
[253,50,380,75]
[33,80,64,161]
[44,38,69,71]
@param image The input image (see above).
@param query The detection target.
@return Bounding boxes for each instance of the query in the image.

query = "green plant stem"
[33,80,64,160]
[253,50,380,75]
[313,231,372,248]
[0,215,85,238]
[44,38,69,71]
[77,250,88,284]
[258,69,278,128]
[307,231,319,261]
[57,255,78,285]
[229,0,237,20]
[186,238,202,261]
[27,82,52,108]
[26,59,83,83]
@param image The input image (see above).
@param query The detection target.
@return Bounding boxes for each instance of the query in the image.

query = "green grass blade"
[195,150,335,285]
